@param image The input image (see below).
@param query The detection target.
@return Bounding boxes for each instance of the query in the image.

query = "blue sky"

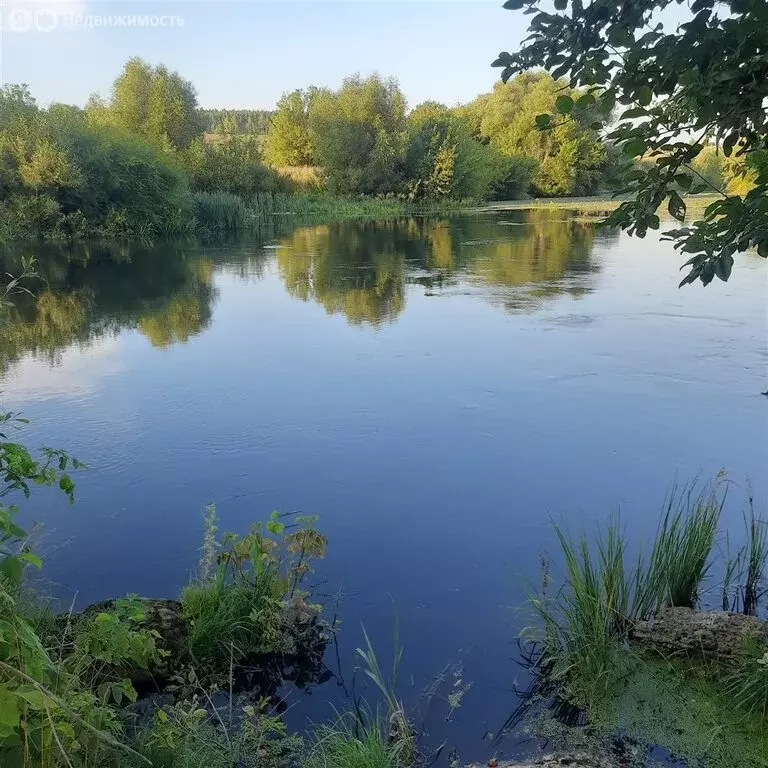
[1,1,528,109]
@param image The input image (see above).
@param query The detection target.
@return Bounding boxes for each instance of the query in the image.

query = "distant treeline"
[0,56,761,241]
[198,109,274,135]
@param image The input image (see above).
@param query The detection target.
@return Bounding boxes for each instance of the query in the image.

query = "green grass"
[180,573,281,667]
[193,190,479,233]
[532,481,726,701]
[531,522,634,694]
[642,483,723,610]
[531,480,768,766]
[744,502,768,615]
[725,636,768,720]
[193,191,249,231]
[304,714,402,768]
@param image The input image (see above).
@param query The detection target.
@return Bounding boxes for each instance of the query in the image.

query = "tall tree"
[464,73,606,196]
[264,89,316,166]
[88,57,203,152]
[309,74,408,195]
[493,0,768,284]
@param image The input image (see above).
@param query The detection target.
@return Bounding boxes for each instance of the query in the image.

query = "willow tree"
[88,57,203,152]
[493,0,768,284]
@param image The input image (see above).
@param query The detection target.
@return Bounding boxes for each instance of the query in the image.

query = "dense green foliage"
[198,109,273,136]
[181,508,327,669]
[494,0,768,283]
[87,57,202,152]
[183,134,289,200]
[263,90,315,167]
[308,74,408,195]
[460,73,607,196]
[263,71,614,200]
[7,36,767,244]
[0,85,194,240]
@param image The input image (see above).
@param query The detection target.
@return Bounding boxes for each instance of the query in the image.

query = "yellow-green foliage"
[461,73,606,196]
[85,57,202,152]
[264,89,316,167]
[274,165,324,191]
[0,85,194,240]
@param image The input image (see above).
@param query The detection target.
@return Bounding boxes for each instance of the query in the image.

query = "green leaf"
[554,0,567,8]
[555,94,574,114]
[599,92,616,115]
[535,113,552,129]
[503,0,525,8]
[16,686,55,711]
[623,137,647,157]
[0,688,22,734]
[576,93,596,108]
[758,241,768,259]
[722,131,738,157]
[0,555,23,588]
[620,107,648,120]
[678,69,698,86]
[59,473,75,499]
[667,191,686,222]
[714,254,734,281]
[635,86,653,106]
[19,551,42,569]
[674,173,692,190]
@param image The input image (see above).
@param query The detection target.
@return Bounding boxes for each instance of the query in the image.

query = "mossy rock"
[73,596,330,695]
[632,607,768,662]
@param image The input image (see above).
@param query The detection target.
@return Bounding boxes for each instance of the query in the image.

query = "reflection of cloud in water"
[1,337,124,403]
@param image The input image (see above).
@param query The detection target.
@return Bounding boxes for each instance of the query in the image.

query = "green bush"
[180,509,327,670]
[0,89,195,240]
[182,135,292,200]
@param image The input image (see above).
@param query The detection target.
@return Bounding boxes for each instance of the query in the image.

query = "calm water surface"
[2,211,766,760]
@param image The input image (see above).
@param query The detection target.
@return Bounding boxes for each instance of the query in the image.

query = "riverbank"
[482,193,720,218]
[4,458,767,768]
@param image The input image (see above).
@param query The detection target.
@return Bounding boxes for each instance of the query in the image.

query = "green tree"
[0,92,194,241]
[408,101,451,124]
[183,134,287,199]
[88,57,203,152]
[463,73,606,196]
[493,0,768,284]
[264,89,316,166]
[309,74,407,195]
[404,114,514,200]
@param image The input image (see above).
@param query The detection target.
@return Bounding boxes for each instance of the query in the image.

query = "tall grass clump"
[531,480,725,697]
[531,522,633,692]
[305,714,402,768]
[725,638,768,720]
[305,627,415,768]
[742,499,768,616]
[641,482,723,612]
[192,191,249,232]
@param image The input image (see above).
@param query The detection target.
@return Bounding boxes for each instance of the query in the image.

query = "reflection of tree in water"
[455,209,610,312]
[277,211,609,324]
[0,242,217,372]
[277,221,413,326]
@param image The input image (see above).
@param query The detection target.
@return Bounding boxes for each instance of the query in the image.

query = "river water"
[2,210,766,760]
